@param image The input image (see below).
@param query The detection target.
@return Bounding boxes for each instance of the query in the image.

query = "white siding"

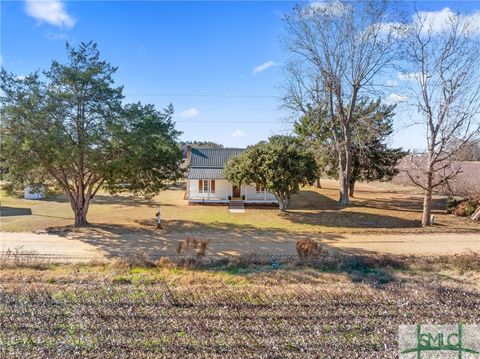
[188,179,232,201]
[187,180,277,203]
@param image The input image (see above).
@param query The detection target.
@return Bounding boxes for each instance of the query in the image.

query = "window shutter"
[211,180,215,193]
[199,179,203,193]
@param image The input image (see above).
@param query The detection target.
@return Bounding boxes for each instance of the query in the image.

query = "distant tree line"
[178,141,224,151]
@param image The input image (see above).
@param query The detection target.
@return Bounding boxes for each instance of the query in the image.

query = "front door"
[232,185,241,198]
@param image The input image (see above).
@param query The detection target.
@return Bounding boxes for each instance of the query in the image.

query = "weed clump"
[296,239,328,263]
[176,237,209,258]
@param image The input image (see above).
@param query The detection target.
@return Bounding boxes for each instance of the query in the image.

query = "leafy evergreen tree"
[1,42,183,226]
[295,100,407,197]
[223,136,317,211]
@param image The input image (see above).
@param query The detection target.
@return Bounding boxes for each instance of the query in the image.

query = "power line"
[124,93,278,98]
[175,120,290,123]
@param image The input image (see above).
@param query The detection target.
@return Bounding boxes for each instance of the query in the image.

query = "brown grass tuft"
[112,252,156,269]
[0,246,51,269]
[296,239,328,263]
[156,256,176,269]
[176,237,209,258]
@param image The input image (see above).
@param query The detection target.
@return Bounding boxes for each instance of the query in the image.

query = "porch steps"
[228,200,245,213]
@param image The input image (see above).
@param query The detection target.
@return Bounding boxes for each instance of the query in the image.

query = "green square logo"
[399,324,480,358]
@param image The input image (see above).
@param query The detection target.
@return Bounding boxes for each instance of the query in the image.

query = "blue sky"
[1,1,480,149]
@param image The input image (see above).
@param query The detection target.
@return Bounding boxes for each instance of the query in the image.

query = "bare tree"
[282,1,403,205]
[402,9,480,226]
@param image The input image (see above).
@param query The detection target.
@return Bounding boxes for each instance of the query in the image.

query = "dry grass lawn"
[1,255,479,357]
[1,179,478,234]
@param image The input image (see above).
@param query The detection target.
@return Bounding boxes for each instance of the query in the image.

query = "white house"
[23,186,45,200]
[185,146,277,204]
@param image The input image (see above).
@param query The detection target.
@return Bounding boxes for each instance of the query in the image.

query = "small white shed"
[24,186,45,200]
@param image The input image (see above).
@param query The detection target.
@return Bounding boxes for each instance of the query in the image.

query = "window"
[256,183,265,193]
[199,179,215,193]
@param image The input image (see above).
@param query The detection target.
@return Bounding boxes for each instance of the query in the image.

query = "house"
[24,186,45,200]
[185,146,277,204]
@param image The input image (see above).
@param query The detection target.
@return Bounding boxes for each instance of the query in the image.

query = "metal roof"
[187,168,225,179]
[189,148,244,168]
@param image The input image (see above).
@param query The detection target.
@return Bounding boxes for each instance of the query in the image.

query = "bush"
[176,237,209,258]
[296,239,328,263]
[156,257,176,269]
[112,252,156,269]
[452,197,480,217]
[446,196,465,213]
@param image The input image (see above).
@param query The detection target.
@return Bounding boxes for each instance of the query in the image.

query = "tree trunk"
[278,195,289,212]
[339,176,350,205]
[316,177,322,188]
[338,151,351,206]
[338,131,352,206]
[349,179,355,198]
[421,172,433,226]
[74,211,89,227]
[65,187,92,227]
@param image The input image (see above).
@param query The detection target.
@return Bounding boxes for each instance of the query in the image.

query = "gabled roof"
[187,148,244,180]
[189,148,244,168]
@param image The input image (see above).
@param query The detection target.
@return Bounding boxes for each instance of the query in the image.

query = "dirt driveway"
[1,230,479,262]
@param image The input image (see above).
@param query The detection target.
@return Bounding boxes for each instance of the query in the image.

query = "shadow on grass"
[191,248,408,287]
[44,221,344,259]
[0,206,33,217]
[25,193,170,207]
[289,190,341,210]
[91,195,169,207]
[351,196,446,213]
[283,210,420,229]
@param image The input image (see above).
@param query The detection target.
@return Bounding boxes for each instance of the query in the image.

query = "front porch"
[186,179,277,204]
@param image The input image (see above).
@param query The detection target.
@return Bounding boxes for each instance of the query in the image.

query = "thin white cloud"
[415,8,480,35]
[375,8,480,39]
[415,8,455,34]
[386,93,409,105]
[231,129,246,137]
[252,61,277,75]
[25,0,75,28]
[179,108,200,118]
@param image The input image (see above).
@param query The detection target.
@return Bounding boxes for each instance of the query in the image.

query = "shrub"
[156,256,176,269]
[175,257,202,269]
[112,252,156,269]
[446,196,465,213]
[452,197,480,217]
[176,237,209,258]
[130,252,157,268]
[296,239,328,263]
